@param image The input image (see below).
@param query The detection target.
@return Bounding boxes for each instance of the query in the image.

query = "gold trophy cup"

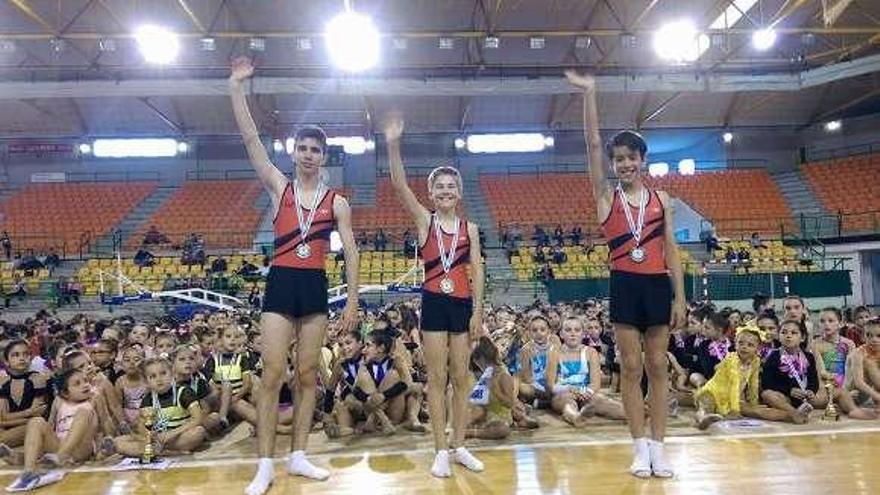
[140,408,156,464]
[823,379,840,422]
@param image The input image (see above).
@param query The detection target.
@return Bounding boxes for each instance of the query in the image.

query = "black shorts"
[609,270,672,332]
[420,290,473,333]
[262,266,328,319]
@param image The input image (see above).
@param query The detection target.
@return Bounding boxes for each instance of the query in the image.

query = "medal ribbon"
[433,213,461,276]
[293,179,325,251]
[617,184,647,248]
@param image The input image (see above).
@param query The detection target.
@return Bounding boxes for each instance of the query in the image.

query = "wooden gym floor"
[1,412,879,494]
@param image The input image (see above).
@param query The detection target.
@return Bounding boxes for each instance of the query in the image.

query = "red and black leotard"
[420,215,471,301]
[600,187,667,275]
[272,182,337,270]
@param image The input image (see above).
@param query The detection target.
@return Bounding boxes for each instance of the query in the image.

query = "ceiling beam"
[7,0,54,33]
[176,0,207,34]
[640,92,681,126]
[138,97,184,134]
[59,0,99,36]
[813,85,880,122]
[634,92,652,129]
[459,96,473,131]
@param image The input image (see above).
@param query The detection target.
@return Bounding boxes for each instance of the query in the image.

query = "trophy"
[140,408,156,464]
[823,379,840,422]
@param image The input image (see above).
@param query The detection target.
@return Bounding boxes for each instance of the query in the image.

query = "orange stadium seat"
[801,154,880,232]
[352,177,464,239]
[0,182,157,252]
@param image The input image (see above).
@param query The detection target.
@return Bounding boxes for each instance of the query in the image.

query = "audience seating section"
[711,239,819,273]
[352,178,465,239]
[510,245,696,281]
[133,180,263,250]
[801,154,880,232]
[1,261,51,293]
[0,182,157,252]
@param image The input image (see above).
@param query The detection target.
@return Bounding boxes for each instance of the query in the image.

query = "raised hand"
[230,56,255,83]
[383,114,404,142]
[564,70,596,91]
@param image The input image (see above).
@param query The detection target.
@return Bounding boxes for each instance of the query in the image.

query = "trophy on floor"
[140,408,157,464]
[823,378,840,422]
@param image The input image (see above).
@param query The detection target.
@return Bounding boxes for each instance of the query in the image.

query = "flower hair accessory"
[735,323,767,343]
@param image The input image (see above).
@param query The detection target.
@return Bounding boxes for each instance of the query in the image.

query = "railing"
[65,171,161,182]
[805,141,880,162]
[185,169,259,181]
[699,210,880,240]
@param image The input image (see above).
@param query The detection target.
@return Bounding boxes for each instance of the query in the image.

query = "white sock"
[245,458,275,495]
[287,450,330,481]
[431,450,452,478]
[452,447,484,472]
[648,439,674,478]
[629,437,651,478]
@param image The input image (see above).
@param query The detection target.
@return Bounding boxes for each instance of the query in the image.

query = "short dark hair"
[294,126,328,153]
[605,130,647,160]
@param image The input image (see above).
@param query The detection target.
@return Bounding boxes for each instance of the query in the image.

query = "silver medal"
[630,247,646,263]
[618,184,648,264]
[296,244,311,259]
[433,213,461,294]
[440,277,455,294]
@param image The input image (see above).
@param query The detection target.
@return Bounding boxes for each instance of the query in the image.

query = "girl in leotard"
[547,317,625,427]
[114,345,147,432]
[467,337,516,440]
[323,330,364,439]
[0,340,50,448]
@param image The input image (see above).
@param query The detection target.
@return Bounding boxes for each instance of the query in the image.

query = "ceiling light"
[654,20,707,63]
[98,38,116,52]
[465,133,553,154]
[326,136,372,155]
[248,37,266,52]
[575,36,591,50]
[136,25,180,64]
[484,36,500,49]
[824,120,842,132]
[392,37,407,50]
[0,39,15,53]
[438,37,455,50]
[78,143,91,154]
[454,138,465,149]
[199,37,216,51]
[93,138,179,158]
[722,132,734,143]
[325,11,380,72]
[678,158,696,175]
[752,28,777,51]
[296,37,312,51]
[529,36,545,50]
[648,162,669,177]
[50,38,66,53]
[177,142,189,154]
[273,139,284,152]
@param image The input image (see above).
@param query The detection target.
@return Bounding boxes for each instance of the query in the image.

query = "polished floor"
[2,427,878,494]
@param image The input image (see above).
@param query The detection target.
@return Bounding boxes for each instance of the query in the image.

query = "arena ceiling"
[0,0,879,138]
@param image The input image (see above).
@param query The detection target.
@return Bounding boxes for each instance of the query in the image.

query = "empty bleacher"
[801,153,880,232]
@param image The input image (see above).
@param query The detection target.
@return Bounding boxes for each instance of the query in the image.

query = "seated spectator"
[725,247,738,264]
[143,225,170,246]
[402,230,416,257]
[134,248,155,268]
[356,230,369,249]
[539,263,555,280]
[570,226,582,246]
[704,228,721,253]
[44,248,61,272]
[533,246,546,264]
[533,225,549,247]
[553,224,565,246]
[211,256,228,273]
[19,250,43,271]
[374,228,388,251]
[750,232,766,249]
[4,276,27,308]
[1,231,11,260]
[552,245,567,264]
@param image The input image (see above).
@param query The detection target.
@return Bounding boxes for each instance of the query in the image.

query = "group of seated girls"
[665,304,880,429]
[0,298,877,491]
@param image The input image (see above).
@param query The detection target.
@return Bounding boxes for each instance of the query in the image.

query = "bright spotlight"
[177,142,189,154]
[648,162,669,177]
[135,25,180,64]
[454,138,466,149]
[365,139,376,151]
[78,143,91,154]
[325,11,380,72]
[678,158,696,175]
[654,20,706,62]
[824,120,842,132]
[273,139,284,152]
[752,28,777,51]
[543,136,555,148]
[722,132,734,143]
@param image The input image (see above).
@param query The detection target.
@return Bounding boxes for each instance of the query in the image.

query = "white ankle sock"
[245,458,275,495]
[287,450,330,481]
[431,450,452,478]
[648,439,674,478]
[629,437,651,478]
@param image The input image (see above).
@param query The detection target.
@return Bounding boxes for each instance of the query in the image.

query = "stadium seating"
[0,182,157,252]
[801,153,880,232]
[709,239,817,273]
[0,261,51,294]
[352,177,465,240]
[481,169,792,239]
[510,244,697,281]
[131,180,263,250]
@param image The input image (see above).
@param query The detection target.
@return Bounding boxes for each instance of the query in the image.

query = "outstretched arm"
[228,57,286,208]
[565,71,611,220]
[383,116,430,236]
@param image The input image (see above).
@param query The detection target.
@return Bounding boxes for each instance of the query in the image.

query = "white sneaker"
[431,450,452,478]
[648,439,675,478]
[629,438,651,478]
[452,447,484,472]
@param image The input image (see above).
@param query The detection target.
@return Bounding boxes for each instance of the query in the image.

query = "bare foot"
[696,413,723,430]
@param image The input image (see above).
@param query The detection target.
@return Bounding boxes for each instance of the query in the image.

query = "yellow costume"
[694,353,760,415]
